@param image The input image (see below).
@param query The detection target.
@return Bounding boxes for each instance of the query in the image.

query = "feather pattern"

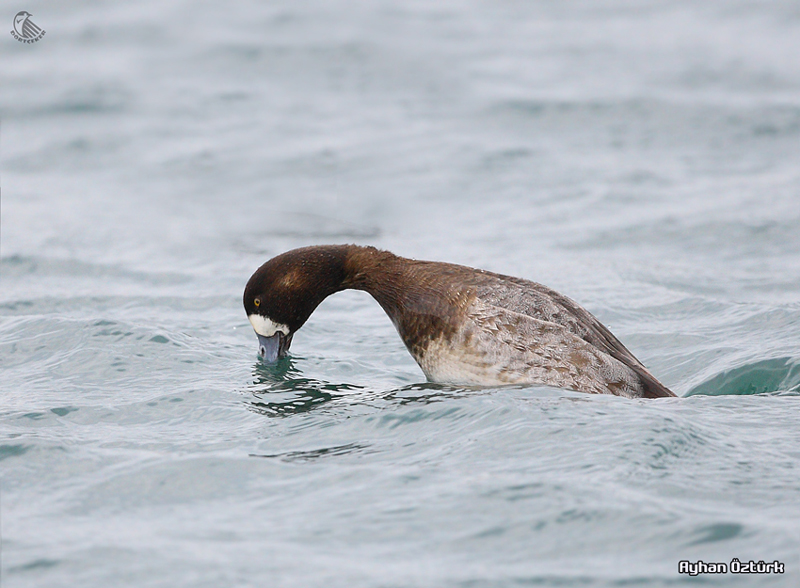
[364,258,673,397]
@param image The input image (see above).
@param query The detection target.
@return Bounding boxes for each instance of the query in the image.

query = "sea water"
[1,1,799,586]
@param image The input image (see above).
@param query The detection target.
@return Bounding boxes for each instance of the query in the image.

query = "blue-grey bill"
[257,333,282,362]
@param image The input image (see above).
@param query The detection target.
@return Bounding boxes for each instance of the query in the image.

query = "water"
[2,1,800,586]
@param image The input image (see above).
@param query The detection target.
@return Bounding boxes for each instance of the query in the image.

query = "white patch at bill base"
[248,314,290,337]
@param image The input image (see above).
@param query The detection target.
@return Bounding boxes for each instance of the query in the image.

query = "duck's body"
[243,245,675,398]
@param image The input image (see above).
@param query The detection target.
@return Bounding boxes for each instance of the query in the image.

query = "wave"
[686,357,800,396]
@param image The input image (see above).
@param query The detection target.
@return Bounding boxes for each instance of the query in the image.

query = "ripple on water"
[685,522,746,546]
[249,442,373,462]
[0,443,30,461]
[0,312,224,413]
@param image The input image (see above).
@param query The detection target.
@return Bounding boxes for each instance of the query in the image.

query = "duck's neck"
[341,245,457,360]
[339,245,411,318]
[341,245,398,287]
[285,244,402,302]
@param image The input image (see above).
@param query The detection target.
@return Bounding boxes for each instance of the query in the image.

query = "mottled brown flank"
[244,244,675,398]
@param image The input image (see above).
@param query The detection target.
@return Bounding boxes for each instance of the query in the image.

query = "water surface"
[2,1,799,586]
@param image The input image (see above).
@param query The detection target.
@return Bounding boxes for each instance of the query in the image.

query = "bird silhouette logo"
[11,10,45,43]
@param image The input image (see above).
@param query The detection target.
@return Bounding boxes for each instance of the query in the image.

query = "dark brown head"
[243,245,353,361]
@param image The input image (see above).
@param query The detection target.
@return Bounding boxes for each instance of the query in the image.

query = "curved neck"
[341,245,400,291]
[340,246,421,329]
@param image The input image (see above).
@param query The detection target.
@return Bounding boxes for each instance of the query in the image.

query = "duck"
[243,245,675,398]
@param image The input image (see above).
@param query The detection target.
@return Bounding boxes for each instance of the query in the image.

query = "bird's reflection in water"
[246,358,488,417]
[247,358,364,416]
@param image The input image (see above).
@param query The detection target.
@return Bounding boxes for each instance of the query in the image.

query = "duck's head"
[243,246,352,362]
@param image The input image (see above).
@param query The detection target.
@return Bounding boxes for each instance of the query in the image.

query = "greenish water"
[2,1,799,586]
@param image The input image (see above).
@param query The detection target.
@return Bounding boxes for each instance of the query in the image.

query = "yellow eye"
[254,298,260,307]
